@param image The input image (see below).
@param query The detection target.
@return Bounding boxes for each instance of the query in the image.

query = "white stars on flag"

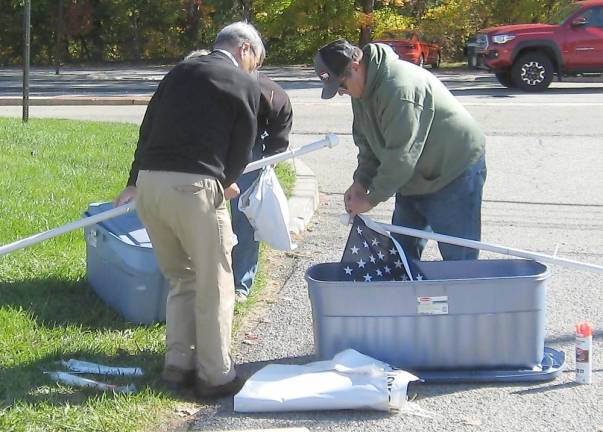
[340,217,419,282]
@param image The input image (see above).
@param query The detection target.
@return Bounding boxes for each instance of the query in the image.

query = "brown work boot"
[193,375,244,400]
[161,365,195,391]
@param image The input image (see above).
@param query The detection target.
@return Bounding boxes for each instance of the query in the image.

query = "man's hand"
[346,192,373,216]
[113,186,137,207]
[224,183,240,200]
[344,182,372,216]
[344,182,366,208]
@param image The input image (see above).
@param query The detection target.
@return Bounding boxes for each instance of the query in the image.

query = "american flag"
[340,216,423,282]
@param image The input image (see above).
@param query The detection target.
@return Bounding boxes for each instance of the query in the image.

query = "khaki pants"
[136,170,236,386]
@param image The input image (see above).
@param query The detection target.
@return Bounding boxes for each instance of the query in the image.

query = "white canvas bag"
[238,166,296,251]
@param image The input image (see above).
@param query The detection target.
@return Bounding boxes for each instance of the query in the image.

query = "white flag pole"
[243,133,338,173]
[0,203,136,257]
[342,214,603,274]
[0,134,339,257]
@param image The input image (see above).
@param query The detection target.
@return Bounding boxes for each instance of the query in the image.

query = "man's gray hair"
[184,49,210,60]
[214,21,266,66]
[343,46,364,78]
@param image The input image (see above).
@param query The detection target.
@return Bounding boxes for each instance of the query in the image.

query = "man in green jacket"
[314,39,487,260]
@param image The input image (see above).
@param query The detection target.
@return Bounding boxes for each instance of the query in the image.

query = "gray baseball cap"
[314,39,355,99]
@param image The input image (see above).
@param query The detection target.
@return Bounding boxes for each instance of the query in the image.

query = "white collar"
[214,49,239,67]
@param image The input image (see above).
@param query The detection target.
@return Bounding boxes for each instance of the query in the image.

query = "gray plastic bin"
[305,259,549,370]
[84,202,169,324]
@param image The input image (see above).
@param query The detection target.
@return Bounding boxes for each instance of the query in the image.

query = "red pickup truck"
[374,30,441,68]
[468,0,603,91]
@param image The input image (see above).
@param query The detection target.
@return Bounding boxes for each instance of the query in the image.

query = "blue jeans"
[230,145,263,295]
[391,154,487,261]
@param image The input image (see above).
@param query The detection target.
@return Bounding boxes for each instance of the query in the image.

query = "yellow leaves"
[378,0,405,6]
[357,12,374,27]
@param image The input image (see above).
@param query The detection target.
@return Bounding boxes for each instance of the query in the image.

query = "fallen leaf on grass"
[175,407,199,417]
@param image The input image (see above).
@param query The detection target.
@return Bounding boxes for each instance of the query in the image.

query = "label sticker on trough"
[417,296,448,315]
[88,229,98,248]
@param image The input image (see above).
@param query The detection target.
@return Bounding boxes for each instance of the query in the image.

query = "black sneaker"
[193,375,244,399]
[161,366,196,391]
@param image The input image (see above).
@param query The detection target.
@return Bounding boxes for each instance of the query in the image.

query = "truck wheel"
[431,53,441,69]
[495,71,515,88]
[511,53,554,92]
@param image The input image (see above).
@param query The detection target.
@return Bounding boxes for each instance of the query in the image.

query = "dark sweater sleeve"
[126,82,163,186]
[223,86,260,186]
[262,87,293,156]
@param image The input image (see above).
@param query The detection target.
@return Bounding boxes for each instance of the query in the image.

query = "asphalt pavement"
[0,64,549,102]
[1,65,603,432]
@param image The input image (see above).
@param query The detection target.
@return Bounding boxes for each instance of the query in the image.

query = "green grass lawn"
[0,117,294,431]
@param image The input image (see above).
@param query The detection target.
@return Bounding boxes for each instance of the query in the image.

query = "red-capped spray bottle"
[575,322,593,384]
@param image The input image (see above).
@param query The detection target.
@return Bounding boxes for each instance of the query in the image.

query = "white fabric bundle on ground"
[234,349,419,413]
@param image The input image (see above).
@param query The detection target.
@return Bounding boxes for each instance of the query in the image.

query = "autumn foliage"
[0,0,574,65]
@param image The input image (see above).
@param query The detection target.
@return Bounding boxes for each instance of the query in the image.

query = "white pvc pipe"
[0,203,136,257]
[243,133,338,173]
[353,215,603,274]
[0,134,339,257]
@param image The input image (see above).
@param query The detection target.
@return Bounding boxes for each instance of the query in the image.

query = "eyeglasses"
[243,42,262,70]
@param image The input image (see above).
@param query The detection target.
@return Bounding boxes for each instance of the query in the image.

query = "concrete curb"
[0,96,151,106]
[287,158,319,236]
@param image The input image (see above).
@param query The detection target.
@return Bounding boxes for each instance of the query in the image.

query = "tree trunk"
[88,0,104,62]
[54,0,64,74]
[240,0,252,22]
[358,0,374,47]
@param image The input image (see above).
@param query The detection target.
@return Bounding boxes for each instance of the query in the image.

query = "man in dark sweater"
[181,50,293,304]
[113,22,264,399]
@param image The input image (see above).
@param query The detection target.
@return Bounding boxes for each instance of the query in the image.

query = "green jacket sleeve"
[352,118,379,188]
[366,90,435,206]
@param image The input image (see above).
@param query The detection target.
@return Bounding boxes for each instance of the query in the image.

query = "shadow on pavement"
[187,352,578,429]
[510,380,581,395]
[449,86,603,97]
